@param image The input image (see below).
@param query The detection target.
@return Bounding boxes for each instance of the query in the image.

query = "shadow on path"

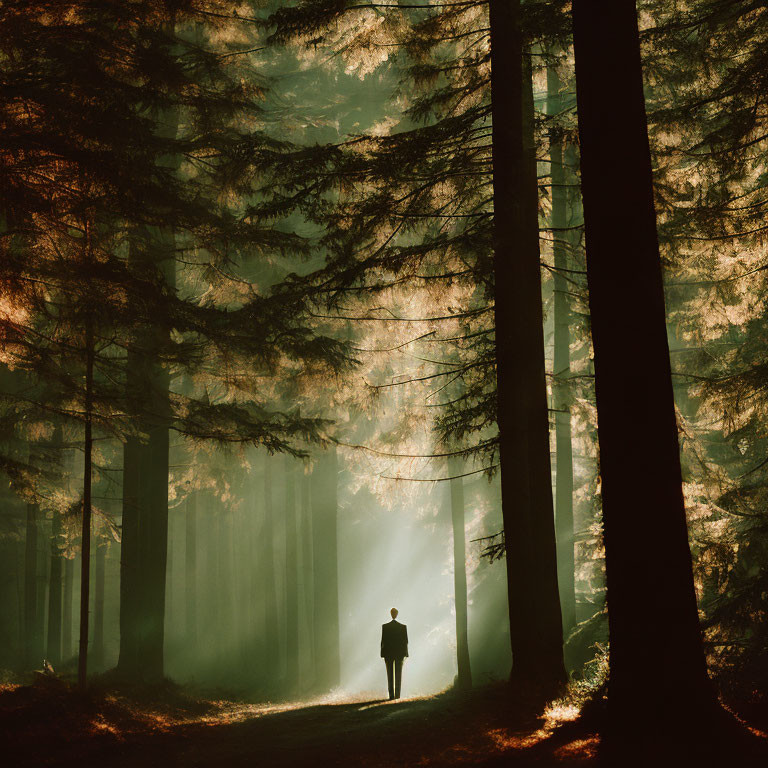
[2,682,602,768]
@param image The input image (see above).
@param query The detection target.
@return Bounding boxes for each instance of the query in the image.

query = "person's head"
[390,608,399,619]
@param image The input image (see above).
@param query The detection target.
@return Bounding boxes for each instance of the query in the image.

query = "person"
[380,607,408,700]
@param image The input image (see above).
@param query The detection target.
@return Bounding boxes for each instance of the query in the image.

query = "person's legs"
[385,657,395,699]
[394,658,403,699]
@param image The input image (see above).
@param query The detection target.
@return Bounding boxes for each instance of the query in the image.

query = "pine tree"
[572,0,730,759]
[645,0,768,702]
[448,455,472,690]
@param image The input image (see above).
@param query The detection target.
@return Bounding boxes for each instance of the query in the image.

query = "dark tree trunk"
[312,446,340,692]
[118,254,173,683]
[284,455,299,691]
[300,467,314,686]
[62,555,73,662]
[35,516,47,664]
[46,427,65,668]
[448,457,472,690]
[220,508,236,673]
[262,452,280,682]
[166,506,174,631]
[91,542,106,671]
[572,0,719,756]
[24,502,42,669]
[0,534,22,670]
[117,87,178,681]
[247,486,262,680]
[233,499,248,670]
[78,318,94,690]
[141,395,170,682]
[118,429,141,677]
[212,505,224,671]
[547,60,577,636]
[489,0,566,694]
[203,496,220,665]
[185,491,197,653]
[118,340,171,684]
[46,509,63,667]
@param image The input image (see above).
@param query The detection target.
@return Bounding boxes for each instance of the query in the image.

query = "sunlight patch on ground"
[123,688,448,732]
[89,715,123,738]
[487,726,549,750]
[722,702,768,740]
[198,689,441,724]
[356,692,440,711]
[302,688,385,705]
[485,697,591,755]
[553,736,600,760]
[486,723,600,761]
[544,702,581,724]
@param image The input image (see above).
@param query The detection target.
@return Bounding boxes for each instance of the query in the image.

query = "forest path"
[101,688,597,768]
[1,680,598,767]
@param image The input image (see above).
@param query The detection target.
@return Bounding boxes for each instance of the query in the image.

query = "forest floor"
[1,674,766,768]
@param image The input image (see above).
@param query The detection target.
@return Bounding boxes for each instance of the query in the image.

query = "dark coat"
[380,619,408,659]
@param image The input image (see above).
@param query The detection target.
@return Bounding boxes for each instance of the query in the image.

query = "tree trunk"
[262,452,280,683]
[547,59,577,636]
[448,457,472,690]
[46,508,63,667]
[166,505,174,632]
[185,491,197,653]
[118,264,173,683]
[220,507,237,674]
[300,467,314,688]
[118,429,141,677]
[489,0,566,695]
[212,505,224,671]
[572,0,718,755]
[233,499,248,670]
[62,555,73,662]
[117,89,178,683]
[203,495,220,668]
[312,446,340,692]
[24,502,42,669]
[91,542,106,671]
[141,383,171,682]
[284,455,300,692]
[36,516,48,665]
[247,486,262,681]
[78,317,94,690]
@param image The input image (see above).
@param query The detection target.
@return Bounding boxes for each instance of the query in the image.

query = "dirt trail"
[103,691,595,768]
[1,682,598,768]
[5,678,768,767]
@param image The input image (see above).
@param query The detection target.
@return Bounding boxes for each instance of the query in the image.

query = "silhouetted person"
[380,607,408,700]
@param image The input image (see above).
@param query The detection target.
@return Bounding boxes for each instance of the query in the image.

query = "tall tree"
[262,452,280,685]
[62,556,74,663]
[547,59,578,636]
[311,446,340,692]
[300,466,314,687]
[23,502,42,669]
[91,541,106,671]
[284,455,300,691]
[572,0,723,757]
[78,306,95,690]
[185,490,197,654]
[647,0,768,700]
[46,507,63,667]
[448,456,472,690]
[489,0,565,694]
